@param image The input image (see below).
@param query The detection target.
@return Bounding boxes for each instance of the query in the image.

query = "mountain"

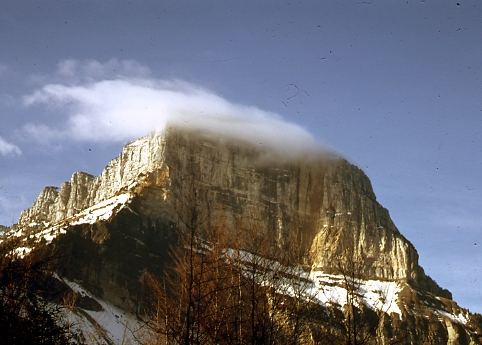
[5,126,482,344]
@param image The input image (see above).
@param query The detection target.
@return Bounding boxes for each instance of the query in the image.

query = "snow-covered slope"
[60,277,147,345]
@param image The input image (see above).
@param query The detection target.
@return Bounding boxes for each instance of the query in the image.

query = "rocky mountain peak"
[10,126,481,344]
[16,128,444,291]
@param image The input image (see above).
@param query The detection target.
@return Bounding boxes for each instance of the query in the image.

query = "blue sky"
[0,1,481,313]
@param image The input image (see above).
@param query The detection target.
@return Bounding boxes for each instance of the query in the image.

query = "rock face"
[14,126,481,344]
[16,128,444,292]
[19,172,95,226]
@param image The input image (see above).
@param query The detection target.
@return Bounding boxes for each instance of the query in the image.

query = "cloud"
[55,58,151,83]
[22,59,324,158]
[0,136,21,156]
[21,123,62,147]
[27,58,152,87]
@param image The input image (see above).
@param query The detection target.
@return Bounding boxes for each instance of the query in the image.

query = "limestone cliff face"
[14,126,482,344]
[18,128,443,295]
[161,130,448,297]
[18,135,166,227]
[86,134,168,205]
[19,172,95,227]
[19,186,59,225]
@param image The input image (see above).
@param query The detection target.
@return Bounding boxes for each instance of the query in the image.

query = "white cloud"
[22,59,324,158]
[21,123,62,147]
[28,58,152,87]
[55,58,151,83]
[0,136,21,156]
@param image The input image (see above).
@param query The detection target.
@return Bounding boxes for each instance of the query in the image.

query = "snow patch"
[436,310,469,325]
[4,193,132,253]
[13,246,32,258]
[33,227,67,244]
[310,272,402,315]
[60,277,147,344]
[70,193,132,226]
[226,249,403,317]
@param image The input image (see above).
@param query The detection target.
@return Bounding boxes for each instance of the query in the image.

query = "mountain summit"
[6,126,482,344]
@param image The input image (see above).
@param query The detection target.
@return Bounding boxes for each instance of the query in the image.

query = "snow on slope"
[228,249,403,316]
[310,272,402,315]
[61,277,148,345]
[70,193,132,226]
[58,262,468,344]
[3,193,133,249]
[231,249,469,325]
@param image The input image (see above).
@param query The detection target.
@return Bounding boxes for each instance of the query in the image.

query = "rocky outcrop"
[13,126,480,344]
[18,134,166,228]
[19,172,95,227]
[19,186,59,225]
[18,128,445,293]
[168,131,452,296]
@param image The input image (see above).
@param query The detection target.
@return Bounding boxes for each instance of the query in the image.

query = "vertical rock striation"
[18,133,167,227]
[14,126,482,343]
[17,127,447,298]
[19,172,95,226]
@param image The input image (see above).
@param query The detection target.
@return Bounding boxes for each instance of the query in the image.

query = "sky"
[0,1,481,313]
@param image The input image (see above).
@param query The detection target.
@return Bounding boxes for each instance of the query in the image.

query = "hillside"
[4,126,481,344]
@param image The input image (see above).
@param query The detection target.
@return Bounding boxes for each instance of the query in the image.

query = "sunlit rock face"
[14,126,481,344]
[17,127,445,293]
[86,134,168,205]
[18,172,95,226]
[18,136,166,227]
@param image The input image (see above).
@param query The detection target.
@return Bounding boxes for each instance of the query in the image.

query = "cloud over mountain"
[22,59,323,157]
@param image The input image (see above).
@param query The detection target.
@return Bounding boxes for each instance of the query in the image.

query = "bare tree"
[140,186,317,345]
[0,235,75,344]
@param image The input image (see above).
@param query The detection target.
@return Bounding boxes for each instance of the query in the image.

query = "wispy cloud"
[0,136,21,156]
[55,58,151,83]
[22,59,323,158]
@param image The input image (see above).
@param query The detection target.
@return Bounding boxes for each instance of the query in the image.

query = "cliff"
[17,128,445,292]
[11,126,481,344]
